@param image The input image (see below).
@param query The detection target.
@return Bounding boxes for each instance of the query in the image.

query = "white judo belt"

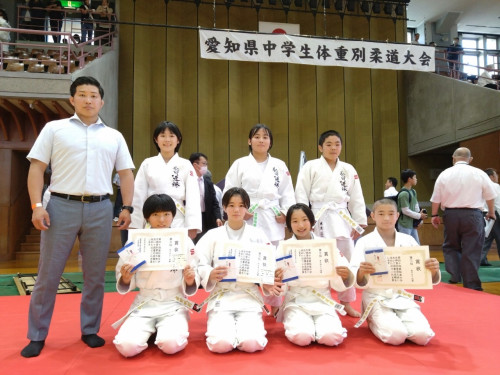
[199,287,270,315]
[111,293,200,330]
[274,288,345,321]
[314,201,364,235]
[354,289,424,328]
[248,199,281,227]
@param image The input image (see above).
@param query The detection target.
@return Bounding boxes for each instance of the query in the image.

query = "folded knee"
[113,340,148,357]
[317,331,346,346]
[206,338,234,353]
[377,329,407,346]
[156,337,187,354]
[238,338,266,352]
[287,332,314,346]
[408,330,434,346]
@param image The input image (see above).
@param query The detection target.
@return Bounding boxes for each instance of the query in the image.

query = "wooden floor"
[1,248,499,296]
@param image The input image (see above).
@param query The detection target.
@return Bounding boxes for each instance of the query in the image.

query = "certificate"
[214,240,276,284]
[369,246,433,289]
[277,239,337,280]
[128,228,188,271]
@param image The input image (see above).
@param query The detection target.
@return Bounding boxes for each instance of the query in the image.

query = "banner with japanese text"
[200,29,435,72]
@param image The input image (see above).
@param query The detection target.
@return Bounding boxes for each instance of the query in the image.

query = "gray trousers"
[442,208,484,290]
[27,196,113,341]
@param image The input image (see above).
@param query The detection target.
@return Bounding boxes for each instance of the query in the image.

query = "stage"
[1,284,499,375]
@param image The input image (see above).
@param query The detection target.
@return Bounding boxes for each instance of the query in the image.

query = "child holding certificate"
[352,198,440,345]
[276,203,355,347]
[113,194,199,357]
[196,187,276,353]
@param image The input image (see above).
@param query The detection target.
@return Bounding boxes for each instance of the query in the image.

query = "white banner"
[200,29,435,72]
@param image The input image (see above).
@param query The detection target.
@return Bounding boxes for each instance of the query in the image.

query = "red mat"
[1,284,499,375]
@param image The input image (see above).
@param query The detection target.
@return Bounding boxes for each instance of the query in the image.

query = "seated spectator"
[477,64,499,90]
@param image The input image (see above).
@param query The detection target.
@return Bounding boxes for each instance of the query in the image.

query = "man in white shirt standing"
[21,76,135,358]
[383,177,398,197]
[480,168,500,266]
[430,147,497,291]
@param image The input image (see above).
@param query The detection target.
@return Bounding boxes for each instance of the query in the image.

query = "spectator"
[28,0,46,42]
[383,177,398,198]
[46,0,63,43]
[0,8,11,53]
[477,64,498,90]
[447,37,463,79]
[397,169,427,244]
[480,168,500,266]
[95,0,113,45]
[430,147,497,291]
[189,153,223,243]
[79,0,94,43]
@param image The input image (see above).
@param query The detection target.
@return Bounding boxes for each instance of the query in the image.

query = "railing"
[15,5,117,45]
[0,26,114,74]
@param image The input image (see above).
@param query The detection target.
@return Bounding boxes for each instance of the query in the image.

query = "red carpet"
[1,284,499,375]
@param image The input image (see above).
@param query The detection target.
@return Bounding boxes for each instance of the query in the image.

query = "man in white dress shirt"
[430,147,496,291]
[21,76,135,358]
[383,177,398,197]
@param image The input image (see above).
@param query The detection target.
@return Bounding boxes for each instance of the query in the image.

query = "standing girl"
[130,121,201,239]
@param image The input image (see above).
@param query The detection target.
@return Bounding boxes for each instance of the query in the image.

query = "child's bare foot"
[341,302,361,318]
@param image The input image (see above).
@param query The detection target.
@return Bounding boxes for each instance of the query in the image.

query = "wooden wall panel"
[117,0,135,149]
[370,17,399,199]
[258,8,289,167]
[286,10,318,182]
[166,2,198,160]
[343,15,374,201]
[198,4,229,182]
[316,13,345,164]
[227,7,259,167]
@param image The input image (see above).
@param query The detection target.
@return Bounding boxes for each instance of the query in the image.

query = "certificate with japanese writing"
[128,228,187,271]
[214,241,276,285]
[370,246,433,289]
[277,239,337,280]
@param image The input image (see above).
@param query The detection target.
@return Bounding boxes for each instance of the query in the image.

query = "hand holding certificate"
[127,228,188,271]
[367,246,434,289]
[214,241,276,284]
[277,239,338,280]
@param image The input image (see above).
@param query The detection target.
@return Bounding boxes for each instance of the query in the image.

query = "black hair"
[285,203,316,233]
[401,169,416,184]
[142,194,176,220]
[318,130,343,146]
[189,152,208,164]
[70,76,104,99]
[0,8,8,22]
[372,198,398,212]
[485,168,497,177]
[153,121,182,153]
[387,177,398,188]
[248,124,273,153]
[222,187,250,209]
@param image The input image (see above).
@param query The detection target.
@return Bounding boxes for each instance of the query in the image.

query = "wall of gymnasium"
[117,0,408,203]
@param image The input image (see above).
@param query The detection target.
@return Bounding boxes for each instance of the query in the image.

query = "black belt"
[51,192,110,203]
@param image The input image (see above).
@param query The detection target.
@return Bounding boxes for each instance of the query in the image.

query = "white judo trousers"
[278,234,354,346]
[196,224,271,353]
[224,153,296,307]
[113,237,199,357]
[352,228,440,345]
[296,157,367,304]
